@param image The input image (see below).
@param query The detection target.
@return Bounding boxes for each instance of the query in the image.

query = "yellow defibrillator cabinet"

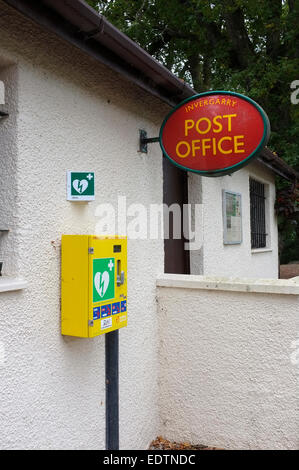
[61,235,127,337]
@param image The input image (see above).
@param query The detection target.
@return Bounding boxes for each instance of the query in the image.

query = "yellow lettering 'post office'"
[61,235,127,337]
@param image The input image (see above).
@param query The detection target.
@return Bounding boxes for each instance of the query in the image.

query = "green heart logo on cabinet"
[93,258,115,303]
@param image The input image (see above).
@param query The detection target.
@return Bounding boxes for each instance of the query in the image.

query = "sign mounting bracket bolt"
[0,111,9,120]
[139,129,159,154]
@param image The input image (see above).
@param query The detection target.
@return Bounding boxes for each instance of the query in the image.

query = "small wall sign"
[0,80,5,105]
[67,171,95,201]
[222,190,242,244]
[159,91,270,177]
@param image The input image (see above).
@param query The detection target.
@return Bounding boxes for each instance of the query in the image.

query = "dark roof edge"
[2,0,196,107]
[258,148,299,182]
[2,1,298,182]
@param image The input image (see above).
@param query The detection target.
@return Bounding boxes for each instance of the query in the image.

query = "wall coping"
[0,278,28,293]
[156,274,299,295]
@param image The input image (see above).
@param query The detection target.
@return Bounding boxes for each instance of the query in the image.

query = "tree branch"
[265,0,282,59]
[223,6,255,68]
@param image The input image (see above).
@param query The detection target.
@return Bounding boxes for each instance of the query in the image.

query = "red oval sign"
[159,91,270,176]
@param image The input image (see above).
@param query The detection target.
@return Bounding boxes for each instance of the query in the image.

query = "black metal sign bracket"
[0,111,9,120]
[139,129,159,154]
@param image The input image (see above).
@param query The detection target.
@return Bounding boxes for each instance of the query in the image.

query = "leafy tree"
[87,0,299,262]
[276,182,299,262]
[87,0,299,167]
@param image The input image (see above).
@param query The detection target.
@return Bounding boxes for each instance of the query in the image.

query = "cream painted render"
[0,1,282,450]
[188,160,279,278]
[157,275,299,450]
[0,4,168,449]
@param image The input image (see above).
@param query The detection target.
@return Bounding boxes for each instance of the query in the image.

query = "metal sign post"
[105,330,119,450]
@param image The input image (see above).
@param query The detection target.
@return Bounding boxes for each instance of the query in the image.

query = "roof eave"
[2,0,196,107]
[258,148,299,182]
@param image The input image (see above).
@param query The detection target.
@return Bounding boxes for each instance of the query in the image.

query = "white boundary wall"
[157,274,299,450]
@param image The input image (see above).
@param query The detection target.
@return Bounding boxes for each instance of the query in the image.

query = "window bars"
[250,178,267,249]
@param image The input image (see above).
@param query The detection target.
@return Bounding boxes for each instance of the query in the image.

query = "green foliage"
[88,0,299,263]
[88,0,299,167]
[276,182,299,263]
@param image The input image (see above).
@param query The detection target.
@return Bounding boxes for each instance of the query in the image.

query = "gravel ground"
[149,437,223,450]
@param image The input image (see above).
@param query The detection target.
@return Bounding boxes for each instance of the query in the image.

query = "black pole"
[105,330,119,450]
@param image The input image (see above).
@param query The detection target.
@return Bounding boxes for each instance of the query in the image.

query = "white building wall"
[0,4,169,450]
[157,274,299,450]
[189,161,279,278]
[0,1,282,451]
[0,62,19,277]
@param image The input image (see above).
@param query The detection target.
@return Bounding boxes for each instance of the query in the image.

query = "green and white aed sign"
[93,258,115,303]
[67,171,95,201]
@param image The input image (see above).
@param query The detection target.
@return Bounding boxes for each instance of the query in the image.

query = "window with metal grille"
[250,178,267,249]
